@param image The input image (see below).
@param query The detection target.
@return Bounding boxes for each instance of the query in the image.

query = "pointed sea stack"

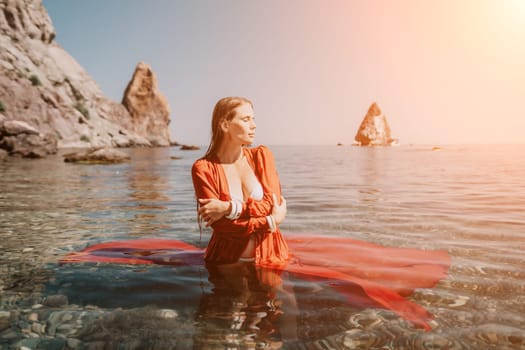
[122,62,171,147]
[354,102,397,146]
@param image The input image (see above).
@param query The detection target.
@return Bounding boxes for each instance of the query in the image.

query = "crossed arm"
[198,194,286,227]
[191,162,286,238]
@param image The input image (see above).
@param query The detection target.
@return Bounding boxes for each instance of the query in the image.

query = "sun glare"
[509,0,525,17]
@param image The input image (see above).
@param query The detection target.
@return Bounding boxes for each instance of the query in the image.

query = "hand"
[198,198,231,227]
[271,193,287,225]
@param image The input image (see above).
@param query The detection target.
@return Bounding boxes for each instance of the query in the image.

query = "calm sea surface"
[1,145,524,349]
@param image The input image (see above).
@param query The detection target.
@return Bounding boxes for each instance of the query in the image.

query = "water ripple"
[1,145,525,348]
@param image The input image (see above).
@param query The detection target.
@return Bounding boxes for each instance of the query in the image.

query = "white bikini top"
[229,179,263,201]
[249,180,263,200]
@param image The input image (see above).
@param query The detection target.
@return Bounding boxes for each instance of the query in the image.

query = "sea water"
[0,145,524,349]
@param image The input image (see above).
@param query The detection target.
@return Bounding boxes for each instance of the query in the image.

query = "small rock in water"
[17,338,40,349]
[31,322,42,334]
[19,320,30,332]
[449,295,469,307]
[37,338,66,350]
[180,144,200,150]
[344,330,364,349]
[56,323,74,333]
[22,247,34,253]
[44,294,68,307]
[28,313,38,322]
[0,318,9,331]
[0,328,19,340]
[32,304,44,309]
[0,311,10,330]
[63,147,130,164]
[157,309,178,319]
[67,338,82,349]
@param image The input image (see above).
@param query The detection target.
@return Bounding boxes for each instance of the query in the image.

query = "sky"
[42,0,525,145]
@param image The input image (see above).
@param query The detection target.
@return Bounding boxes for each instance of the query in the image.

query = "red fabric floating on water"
[60,233,450,331]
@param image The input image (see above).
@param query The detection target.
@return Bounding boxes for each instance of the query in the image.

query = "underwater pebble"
[44,294,68,307]
[16,338,40,349]
[31,322,42,334]
[67,338,82,349]
[22,248,34,253]
[38,338,66,350]
[57,323,74,333]
[0,329,19,340]
[157,309,178,319]
[28,312,38,321]
[450,295,470,307]
[343,329,364,349]
[19,320,30,331]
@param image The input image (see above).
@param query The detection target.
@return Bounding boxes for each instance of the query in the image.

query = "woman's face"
[223,103,257,145]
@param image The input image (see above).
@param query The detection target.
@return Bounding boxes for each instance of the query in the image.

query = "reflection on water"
[1,145,525,348]
[195,262,298,349]
[126,148,172,237]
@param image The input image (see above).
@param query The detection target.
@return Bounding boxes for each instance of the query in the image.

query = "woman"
[191,96,298,344]
[191,96,289,266]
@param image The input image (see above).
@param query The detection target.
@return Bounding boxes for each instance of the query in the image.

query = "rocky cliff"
[0,0,171,158]
[354,102,397,146]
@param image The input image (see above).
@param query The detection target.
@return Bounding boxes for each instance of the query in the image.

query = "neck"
[216,143,243,164]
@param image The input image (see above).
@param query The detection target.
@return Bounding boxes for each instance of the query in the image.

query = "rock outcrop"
[122,62,171,147]
[180,144,200,151]
[63,147,130,164]
[0,0,172,158]
[354,102,397,146]
[0,118,57,157]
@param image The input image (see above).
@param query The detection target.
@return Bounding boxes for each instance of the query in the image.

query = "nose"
[250,119,256,129]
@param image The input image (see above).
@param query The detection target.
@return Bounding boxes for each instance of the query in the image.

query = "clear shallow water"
[1,145,525,349]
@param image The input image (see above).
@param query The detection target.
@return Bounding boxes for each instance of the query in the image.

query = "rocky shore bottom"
[0,294,194,350]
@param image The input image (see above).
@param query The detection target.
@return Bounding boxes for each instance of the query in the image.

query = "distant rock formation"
[180,144,200,151]
[0,0,172,158]
[63,147,130,164]
[122,62,171,147]
[354,102,397,146]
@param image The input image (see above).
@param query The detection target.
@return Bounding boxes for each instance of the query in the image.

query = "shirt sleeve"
[191,159,271,238]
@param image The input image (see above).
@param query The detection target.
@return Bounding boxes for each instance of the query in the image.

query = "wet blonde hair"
[203,96,253,160]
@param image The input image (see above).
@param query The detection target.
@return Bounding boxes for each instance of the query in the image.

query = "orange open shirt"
[191,146,289,265]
